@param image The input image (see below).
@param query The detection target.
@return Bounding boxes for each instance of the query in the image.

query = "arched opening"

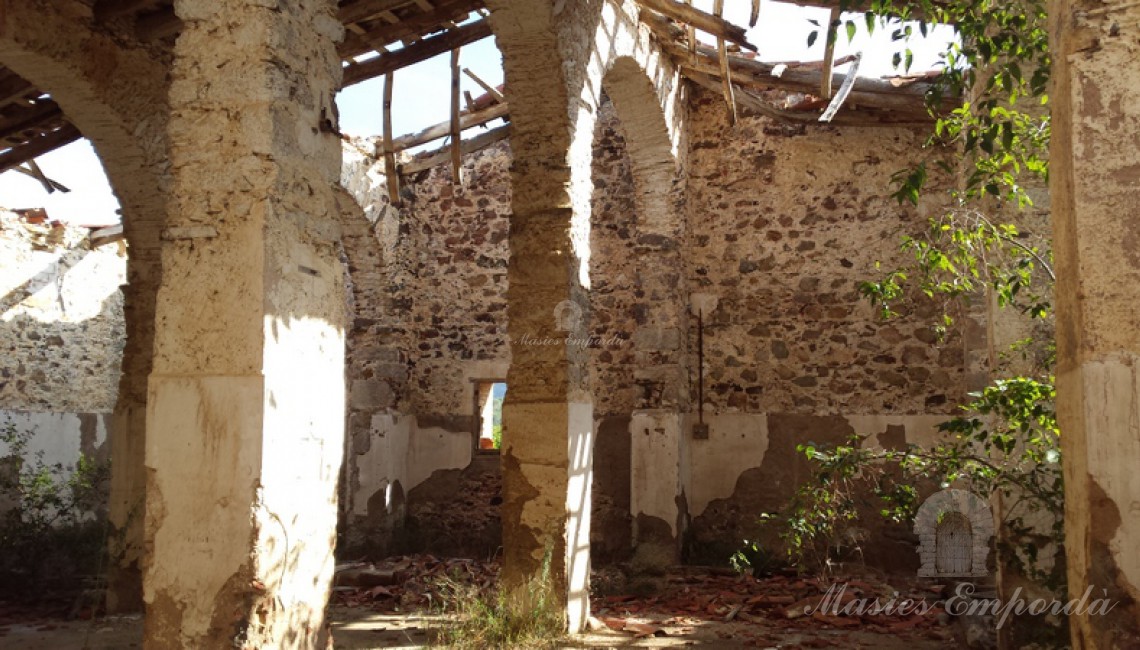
[0,15,168,612]
[588,55,688,570]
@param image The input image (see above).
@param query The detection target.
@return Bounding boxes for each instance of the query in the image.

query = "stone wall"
[339,142,512,557]
[0,211,126,412]
[0,210,124,473]
[339,89,980,572]
[680,88,974,568]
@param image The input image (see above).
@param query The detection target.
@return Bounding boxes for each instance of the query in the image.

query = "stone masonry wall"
[681,87,974,569]
[334,89,980,571]
[0,210,126,412]
[0,209,124,479]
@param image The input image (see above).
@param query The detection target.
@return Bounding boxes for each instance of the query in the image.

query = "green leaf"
[846,20,857,43]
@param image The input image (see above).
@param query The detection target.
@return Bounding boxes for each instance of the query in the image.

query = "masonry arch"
[0,0,170,612]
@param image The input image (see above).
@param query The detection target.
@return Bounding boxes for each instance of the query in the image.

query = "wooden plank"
[376,101,508,154]
[462,67,504,102]
[338,0,419,25]
[342,18,492,87]
[686,69,926,126]
[90,224,126,247]
[684,0,696,64]
[450,48,464,183]
[713,0,736,125]
[0,73,37,109]
[0,124,82,174]
[634,0,757,51]
[819,52,863,122]
[640,14,936,116]
[402,124,509,175]
[0,102,64,143]
[382,72,400,203]
[339,0,480,58]
[820,7,841,99]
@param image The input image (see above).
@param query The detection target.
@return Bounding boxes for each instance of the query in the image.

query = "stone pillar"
[487,0,599,633]
[142,0,346,647]
[1049,0,1140,646]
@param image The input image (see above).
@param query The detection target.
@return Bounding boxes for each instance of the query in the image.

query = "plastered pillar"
[142,0,346,647]
[1049,0,1140,645]
[487,0,600,633]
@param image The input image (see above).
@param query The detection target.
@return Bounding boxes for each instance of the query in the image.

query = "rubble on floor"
[329,556,964,648]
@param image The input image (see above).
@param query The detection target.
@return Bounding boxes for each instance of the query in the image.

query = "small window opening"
[477,381,506,450]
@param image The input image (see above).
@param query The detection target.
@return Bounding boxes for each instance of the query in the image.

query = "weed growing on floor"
[432,547,565,649]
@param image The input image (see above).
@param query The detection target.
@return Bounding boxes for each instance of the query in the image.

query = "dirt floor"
[0,558,965,649]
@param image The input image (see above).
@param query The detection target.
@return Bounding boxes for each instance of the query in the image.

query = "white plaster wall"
[688,413,769,518]
[352,413,472,517]
[0,410,109,469]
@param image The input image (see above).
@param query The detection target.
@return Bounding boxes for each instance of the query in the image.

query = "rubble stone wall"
[340,89,977,570]
[0,212,126,412]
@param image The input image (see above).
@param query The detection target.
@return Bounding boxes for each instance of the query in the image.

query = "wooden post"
[382,72,400,203]
[450,47,464,184]
[820,7,841,99]
[462,67,504,103]
[713,0,736,125]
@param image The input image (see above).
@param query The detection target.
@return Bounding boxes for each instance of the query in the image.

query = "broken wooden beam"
[375,100,508,155]
[0,124,82,174]
[687,69,929,127]
[713,0,736,125]
[401,123,509,175]
[820,7,841,99]
[342,18,492,87]
[382,72,400,203]
[462,67,504,103]
[449,48,464,183]
[635,0,757,51]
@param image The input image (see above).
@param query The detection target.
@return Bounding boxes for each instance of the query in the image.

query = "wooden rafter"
[402,123,509,175]
[345,0,480,54]
[0,124,81,174]
[634,0,757,52]
[819,7,841,99]
[382,72,400,203]
[449,48,463,183]
[713,0,736,125]
[342,18,491,87]
[0,102,64,144]
[376,101,508,155]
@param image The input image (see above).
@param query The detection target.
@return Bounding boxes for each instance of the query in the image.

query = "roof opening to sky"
[0,0,956,225]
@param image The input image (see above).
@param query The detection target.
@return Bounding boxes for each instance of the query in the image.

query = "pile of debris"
[330,554,499,613]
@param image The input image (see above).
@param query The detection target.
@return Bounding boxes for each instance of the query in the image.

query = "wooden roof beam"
[0,124,82,174]
[338,0,481,59]
[0,102,64,143]
[342,17,491,87]
[634,0,757,51]
[376,100,507,155]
